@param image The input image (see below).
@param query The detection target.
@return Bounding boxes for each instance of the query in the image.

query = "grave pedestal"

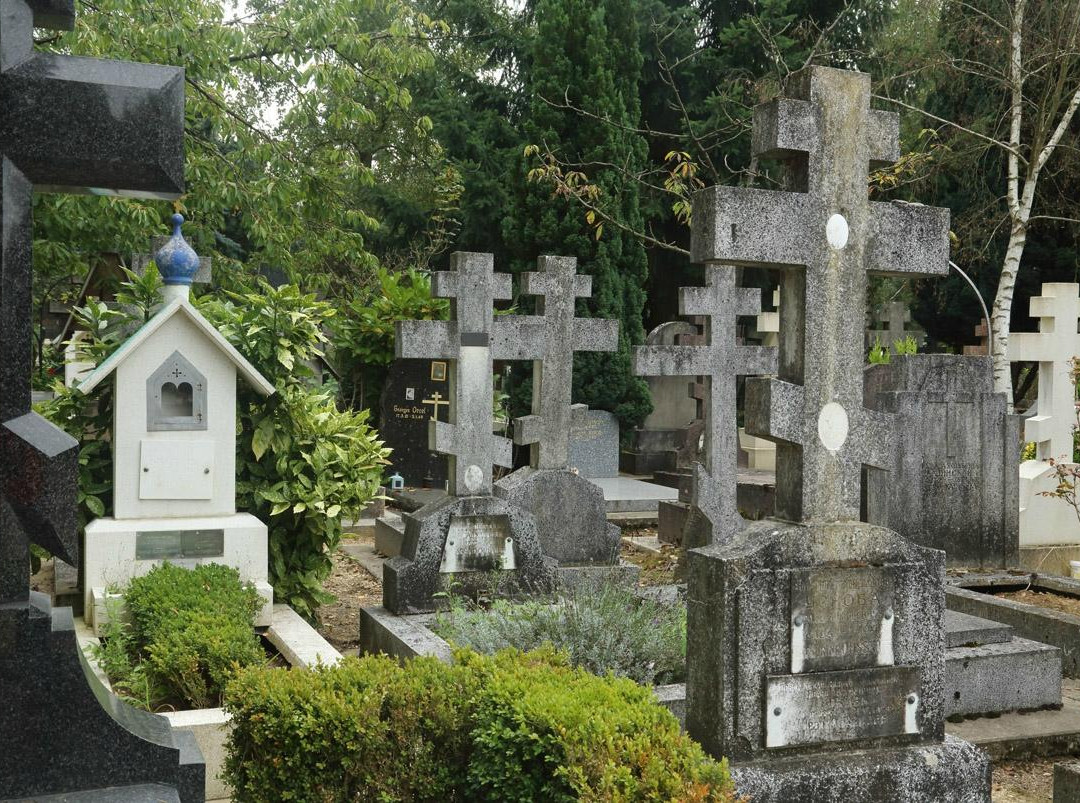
[1019,460,1080,547]
[0,595,204,800]
[83,513,273,631]
[686,519,990,801]
[495,467,620,564]
[383,495,555,614]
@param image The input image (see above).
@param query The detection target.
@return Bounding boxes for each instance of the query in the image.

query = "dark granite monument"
[865,354,1020,569]
[378,358,450,488]
[684,66,990,800]
[634,267,776,547]
[495,256,626,572]
[383,253,555,613]
[0,0,203,798]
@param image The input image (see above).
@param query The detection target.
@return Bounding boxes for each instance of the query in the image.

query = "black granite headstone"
[0,1,202,798]
[378,358,450,488]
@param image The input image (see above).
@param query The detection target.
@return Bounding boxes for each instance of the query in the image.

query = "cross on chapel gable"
[634,267,776,544]
[690,66,951,523]
[512,256,619,470]
[0,0,185,604]
[1009,283,1080,461]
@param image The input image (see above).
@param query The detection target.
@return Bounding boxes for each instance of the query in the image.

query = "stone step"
[374,513,405,557]
[946,636,1062,717]
[945,609,1013,648]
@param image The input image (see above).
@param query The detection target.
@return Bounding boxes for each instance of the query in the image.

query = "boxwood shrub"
[223,647,736,802]
[94,563,264,711]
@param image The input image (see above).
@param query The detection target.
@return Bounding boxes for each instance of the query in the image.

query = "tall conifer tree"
[506,0,652,429]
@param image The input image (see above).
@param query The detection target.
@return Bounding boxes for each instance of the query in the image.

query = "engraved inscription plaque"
[789,566,897,672]
[135,529,225,561]
[765,666,921,748]
[440,515,516,573]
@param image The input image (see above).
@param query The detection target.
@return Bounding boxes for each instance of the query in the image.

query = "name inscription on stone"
[765,666,921,749]
[135,529,225,561]
[789,566,897,672]
[440,515,516,573]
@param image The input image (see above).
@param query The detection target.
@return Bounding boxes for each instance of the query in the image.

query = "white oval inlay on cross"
[826,213,849,250]
[464,464,485,493]
[817,402,849,452]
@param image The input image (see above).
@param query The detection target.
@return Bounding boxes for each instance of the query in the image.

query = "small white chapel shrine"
[77,215,276,630]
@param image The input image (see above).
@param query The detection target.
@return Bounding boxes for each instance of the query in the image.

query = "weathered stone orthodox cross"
[634,267,776,544]
[0,0,185,605]
[691,66,950,522]
[868,300,919,349]
[396,252,543,496]
[512,256,618,470]
[1009,283,1080,461]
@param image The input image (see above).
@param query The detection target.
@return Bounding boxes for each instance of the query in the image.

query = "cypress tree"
[506,0,652,430]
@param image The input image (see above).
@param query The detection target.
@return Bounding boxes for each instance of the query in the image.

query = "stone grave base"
[1020,460,1080,547]
[947,574,1080,676]
[730,734,989,802]
[83,513,274,631]
[78,603,342,801]
[383,494,555,614]
[0,594,204,801]
[495,467,621,565]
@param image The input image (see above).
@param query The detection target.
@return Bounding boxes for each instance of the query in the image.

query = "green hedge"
[95,563,264,711]
[224,647,736,802]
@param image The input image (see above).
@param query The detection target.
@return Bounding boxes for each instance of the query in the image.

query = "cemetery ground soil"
[993,757,1055,801]
[998,588,1080,617]
[316,534,381,654]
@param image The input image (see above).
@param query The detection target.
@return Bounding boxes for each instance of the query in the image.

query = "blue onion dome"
[155,213,200,286]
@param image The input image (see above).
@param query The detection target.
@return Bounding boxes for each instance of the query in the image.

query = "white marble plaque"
[440,515,516,573]
[765,666,921,748]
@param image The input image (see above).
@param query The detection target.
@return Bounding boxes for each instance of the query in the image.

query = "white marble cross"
[1009,283,1080,461]
[690,66,950,523]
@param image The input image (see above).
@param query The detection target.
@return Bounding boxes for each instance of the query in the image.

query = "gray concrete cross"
[691,66,950,523]
[512,256,618,470]
[634,267,776,544]
[396,252,544,496]
[0,0,184,604]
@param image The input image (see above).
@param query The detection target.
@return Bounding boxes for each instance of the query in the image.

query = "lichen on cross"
[690,66,951,523]
[395,252,544,496]
[511,256,618,471]
[633,267,776,544]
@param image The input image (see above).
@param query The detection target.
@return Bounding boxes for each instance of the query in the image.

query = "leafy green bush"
[200,282,389,617]
[331,266,449,412]
[95,563,264,711]
[224,647,736,802]
[431,581,686,685]
[42,271,389,618]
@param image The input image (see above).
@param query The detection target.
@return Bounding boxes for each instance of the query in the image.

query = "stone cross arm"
[745,377,894,470]
[395,320,458,360]
[430,418,512,471]
[751,94,901,167]
[514,404,588,447]
[692,188,948,278]
[1,54,184,197]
